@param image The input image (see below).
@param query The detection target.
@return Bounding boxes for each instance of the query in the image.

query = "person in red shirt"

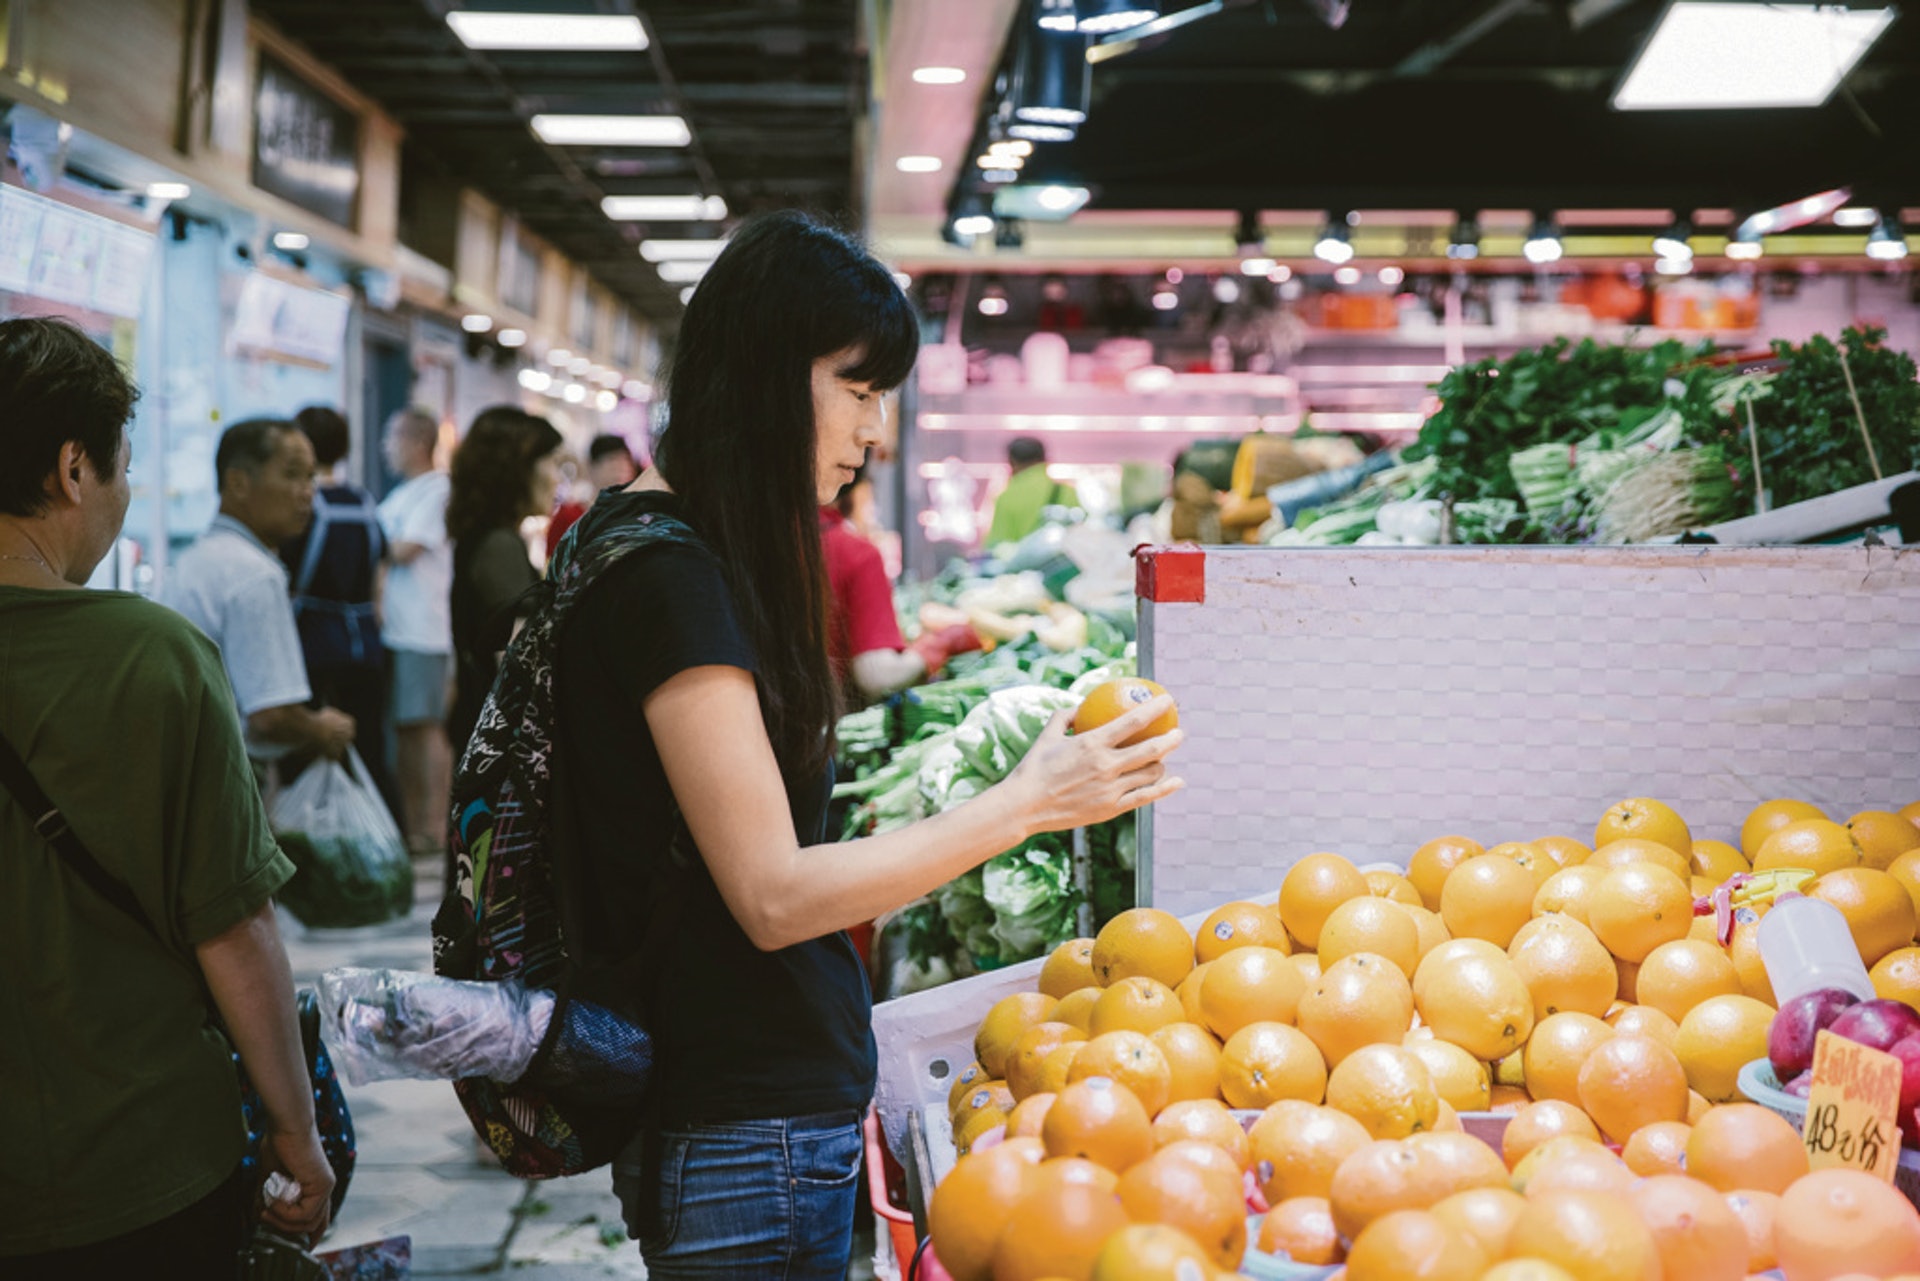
[820,469,978,707]
[548,433,638,551]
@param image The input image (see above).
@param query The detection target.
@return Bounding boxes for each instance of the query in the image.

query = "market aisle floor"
[281,855,877,1279]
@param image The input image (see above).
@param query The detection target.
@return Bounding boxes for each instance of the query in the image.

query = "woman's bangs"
[830,268,920,392]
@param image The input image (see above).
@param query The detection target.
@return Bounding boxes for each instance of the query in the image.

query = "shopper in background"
[164,418,356,784]
[281,404,395,807]
[544,211,1181,1279]
[0,317,333,1272]
[378,407,454,857]
[548,432,639,550]
[445,406,563,776]
[985,434,1079,548]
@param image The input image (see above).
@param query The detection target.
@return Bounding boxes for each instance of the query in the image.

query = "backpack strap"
[293,495,331,598]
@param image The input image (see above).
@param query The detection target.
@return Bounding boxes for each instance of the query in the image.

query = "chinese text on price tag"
[1804,1029,1901,1182]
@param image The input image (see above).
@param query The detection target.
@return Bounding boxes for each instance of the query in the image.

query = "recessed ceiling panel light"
[601,194,729,221]
[461,313,494,333]
[146,181,191,200]
[496,328,527,348]
[912,66,967,84]
[655,260,711,283]
[531,114,690,147]
[447,12,648,51]
[1612,2,1896,110]
[896,155,944,173]
[272,232,310,252]
[953,214,996,237]
[639,239,728,262]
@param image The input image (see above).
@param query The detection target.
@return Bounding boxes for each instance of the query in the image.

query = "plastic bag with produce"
[318,966,554,1086]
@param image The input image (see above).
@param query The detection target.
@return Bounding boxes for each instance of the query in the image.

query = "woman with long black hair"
[551,211,1183,1277]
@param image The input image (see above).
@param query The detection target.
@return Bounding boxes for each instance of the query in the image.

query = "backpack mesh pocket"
[529,995,654,1107]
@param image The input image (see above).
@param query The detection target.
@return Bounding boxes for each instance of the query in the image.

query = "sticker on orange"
[1804,1029,1902,1183]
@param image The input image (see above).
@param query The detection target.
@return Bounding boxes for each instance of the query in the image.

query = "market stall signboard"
[252,54,360,228]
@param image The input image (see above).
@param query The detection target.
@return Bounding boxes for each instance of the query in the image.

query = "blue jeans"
[613,1110,865,1279]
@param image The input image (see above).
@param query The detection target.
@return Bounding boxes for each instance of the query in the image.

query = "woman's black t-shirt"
[551,489,875,1125]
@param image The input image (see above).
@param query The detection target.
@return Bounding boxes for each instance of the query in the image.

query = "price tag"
[1803,1029,1902,1183]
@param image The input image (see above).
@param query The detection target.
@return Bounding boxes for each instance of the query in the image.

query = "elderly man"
[165,418,355,781]
[378,407,453,854]
[0,317,332,1270]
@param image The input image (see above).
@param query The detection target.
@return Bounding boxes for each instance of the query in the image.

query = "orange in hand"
[1071,677,1178,746]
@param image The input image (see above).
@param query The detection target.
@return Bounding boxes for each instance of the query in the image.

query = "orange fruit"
[1574,1035,1689,1142]
[1405,1130,1509,1198]
[1155,1137,1244,1185]
[1603,1002,1678,1048]
[1092,908,1195,989]
[1440,853,1538,948]
[1278,853,1370,949]
[1501,1101,1602,1171]
[1041,938,1098,998]
[1510,1136,1632,1198]
[1344,1208,1488,1281]
[1508,917,1618,1020]
[1219,1021,1327,1109]
[1257,1195,1343,1265]
[1620,1119,1691,1176]
[1724,1189,1780,1273]
[929,1136,1046,1281]
[1297,952,1415,1066]
[978,992,1059,1079]
[1853,809,1920,869]
[1318,897,1420,978]
[1007,1092,1057,1138]
[1587,863,1692,962]
[1587,837,1694,883]
[1534,835,1592,868]
[1742,798,1826,859]
[1413,951,1534,1061]
[1328,1138,1444,1241]
[1403,1037,1491,1113]
[1365,869,1424,907]
[1905,799,1920,823]
[1193,899,1289,963]
[1686,1089,1711,1124]
[1402,904,1451,962]
[1090,1222,1215,1281]
[1595,797,1692,861]
[1042,1075,1155,1173]
[1030,1154,1121,1197]
[1810,866,1918,966]
[1776,1168,1920,1281]
[1432,1098,1462,1131]
[1687,1102,1808,1194]
[1532,865,1607,928]
[1174,962,1211,1026]
[1008,1022,1090,1101]
[1872,946,1920,1012]
[1116,1147,1248,1271]
[1488,1083,1530,1113]
[1753,818,1864,877]
[1413,937,1508,999]
[1325,1044,1441,1139]
[1197,945,1305,1038]
[1634,938,1741,1023]
[955,1103,1010,1156]
[1479,1260,1579,1281]
[1890,848,1920,922]
[1036,1043,1084,1095]
[1672,994,1774,1102]
[955,1079,1017,1127]
[990,1173,1131,1281]
[1287,952,1322,985]
[1248,1099,1371,1203]
[1409,836,1485,910]
[1625,1173,1748,1281]
[1429,1185,1528,1259]
[1692,839,1751,883]
[1150,1097,1248,1167]
[1726,911,1776,1005]
[1150,1022,1224,1105]
[949,1060,990,1114]
[1071,676,1177,745]
[1522,1012,1615,1106]
[1053,985,1102,1033]
[1070,1031,1173,1118]
[1090,976,1184,1038]
[1507,1190,1662,1281]
[1488,841,1562,890]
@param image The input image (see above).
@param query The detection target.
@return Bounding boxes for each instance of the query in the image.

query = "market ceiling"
[873,0,1920,258]
[249,0,867,324]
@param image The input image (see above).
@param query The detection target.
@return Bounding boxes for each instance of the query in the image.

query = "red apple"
[1891,1035,1920,1120]
[1786,1071,1814,1099]
[1770,987,1862,1080]
[1829,999,1920,1055]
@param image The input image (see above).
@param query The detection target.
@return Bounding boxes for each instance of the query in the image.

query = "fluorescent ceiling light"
[1074,0,1161,34]
[1333,266,1362,286]
[1613,2,1896,110]
[563,383,588,404]
[601,194,729,221]
[447,12,648,51]
[1240,256,1277,276]
[1008,122,1076,142]
[912,66,967,84]
[518,369,552,392]
[1523,215,1564,264]
[272,232,310,252]
[531,114,690,147]
[461,313,493,333]
[953,214,996,237]
[1867,213,1909,260]
[1652,220,1694,260]
[146,181,191,200]
[896,155,943,173]
[639,239,727,262]
[496,328,527,347]
[1038,0,1078,30]
[1314,218,1354,265]
[1379,266,1406,286]
[978,153,1023,169]
[568,356,592,375]
[679,286,697,305]
[1833,206,1880,227]
[991,185,1090,222]
[596,390,619,412]
[547,348,573,366]
[622,379,652,399]
[1655,256,1693,275]
[655,260,711,283]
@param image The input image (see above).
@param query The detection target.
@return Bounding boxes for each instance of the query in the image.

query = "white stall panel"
[1138,545,1920,917]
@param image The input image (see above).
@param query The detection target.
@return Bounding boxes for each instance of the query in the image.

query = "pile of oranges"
[928,796,1920,1280]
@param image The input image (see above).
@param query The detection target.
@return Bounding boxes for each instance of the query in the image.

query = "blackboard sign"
[253,54,360,227]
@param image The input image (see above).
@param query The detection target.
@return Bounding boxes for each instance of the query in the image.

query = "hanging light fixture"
[1036,0,1078,30]
[1072,0,1160,33]
[1866,212,1909,260]
[1522,213,1564,265]
[1447,213,1481,261]
[1652,217,1694,261]
[1314,213,1355,265]
[1726,224,1765,260]
[1012,26,1090,131]
[978,276,1011,316]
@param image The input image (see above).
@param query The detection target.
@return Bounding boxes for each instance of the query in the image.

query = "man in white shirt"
[164,419,355,782]
[377,408,453,854]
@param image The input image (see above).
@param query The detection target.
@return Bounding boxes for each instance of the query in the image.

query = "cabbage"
[952,686,1079,782]
[983,840,1078,960]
